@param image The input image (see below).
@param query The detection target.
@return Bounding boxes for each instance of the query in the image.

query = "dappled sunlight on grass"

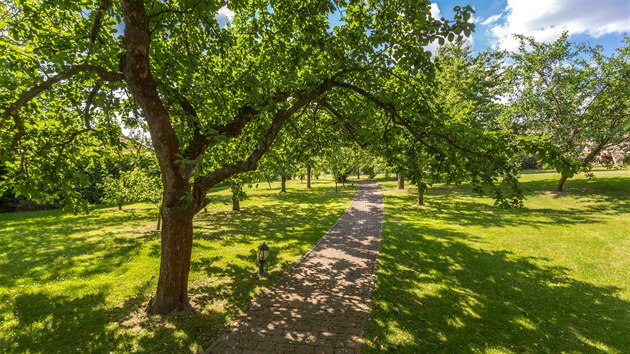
[0,178,356,352]
[364,169,630,353]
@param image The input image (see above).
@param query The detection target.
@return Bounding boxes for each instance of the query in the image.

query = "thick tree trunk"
[418,188,424,206]
[397,173,404,189]
[280,175,287,193]
[556,174,569,192]
[118,203,122,210]
[147,203,194,314]
[232,194,240,211]
[306,165,311,189]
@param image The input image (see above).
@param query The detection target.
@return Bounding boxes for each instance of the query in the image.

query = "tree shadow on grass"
[1,183,357,353]
[4,279,229,353]
[0,208,158,287]
[390,175,630,229]
[365,223,630,353]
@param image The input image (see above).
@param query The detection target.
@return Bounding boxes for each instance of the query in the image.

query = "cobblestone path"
[205,181,384,354]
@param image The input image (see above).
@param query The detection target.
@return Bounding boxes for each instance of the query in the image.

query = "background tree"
[506,33,630,191]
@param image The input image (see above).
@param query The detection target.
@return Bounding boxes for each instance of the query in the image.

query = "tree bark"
[306,165,311,188]
[147,201,194,314]
[232,193,240,211]
[156,206,162,230]
[418,188,424,206]
[280,175,287,193]
[556,174,569,192]
[357,170,360,179]
[397,173,404,189]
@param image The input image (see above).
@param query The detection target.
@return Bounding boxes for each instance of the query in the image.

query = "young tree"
[2,1,476,313]
[506,33,630,191]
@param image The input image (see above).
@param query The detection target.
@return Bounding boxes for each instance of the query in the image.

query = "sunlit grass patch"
[364,169,630,353]
[0,177,356,353]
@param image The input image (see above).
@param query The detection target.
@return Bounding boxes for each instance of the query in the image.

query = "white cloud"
[215,5,234,28]
[430,3,441,19]
[489,0,630,51]
[481,14,502,26]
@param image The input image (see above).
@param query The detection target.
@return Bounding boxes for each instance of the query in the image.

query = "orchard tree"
[377,42,524,207]
[506,33,630,191]
[1,0,476,313]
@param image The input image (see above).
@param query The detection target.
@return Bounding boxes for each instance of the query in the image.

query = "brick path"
[205,181,384,354]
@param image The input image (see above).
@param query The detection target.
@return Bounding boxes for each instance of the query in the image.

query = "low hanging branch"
[3,65,123,148]
[330,80,489,158]
[316,100,368,149]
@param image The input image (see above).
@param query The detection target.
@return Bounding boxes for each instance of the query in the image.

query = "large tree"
[1,0,475,313]
[506,33,630,191]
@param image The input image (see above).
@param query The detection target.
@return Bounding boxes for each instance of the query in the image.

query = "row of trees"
[1,0,627,314]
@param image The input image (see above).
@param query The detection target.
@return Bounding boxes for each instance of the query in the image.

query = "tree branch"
[3,64,123,149]
[316,100,368,149]
[90,0,113,43]
[180,91,290,165]
[191,78,336,212]
[83,82,102,130]
[331,80,488,158]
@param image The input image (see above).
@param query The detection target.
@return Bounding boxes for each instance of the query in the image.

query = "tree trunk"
[156,205,162,230]
[232,194,240,211]
[397,173,404,189]
[357,170,360,179]
[556,174,569,192]
[280,175,287,193]
[418,188,424,206]
[306,165,311,189]
[147,203,194,314]
[267,180,272,190]
[118,203,122,210]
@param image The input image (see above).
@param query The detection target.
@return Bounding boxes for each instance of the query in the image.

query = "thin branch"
[316,100,368,149]
[90,0,112,43]
[83,82,102,130]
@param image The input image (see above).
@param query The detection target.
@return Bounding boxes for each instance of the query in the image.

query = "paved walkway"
[206,181,384,354]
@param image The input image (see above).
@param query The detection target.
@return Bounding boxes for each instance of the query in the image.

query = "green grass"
[0,177,356,353]
[364,169,630,353]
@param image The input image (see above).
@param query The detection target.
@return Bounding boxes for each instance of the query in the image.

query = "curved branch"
[331,80,487,158]
[5,64,123,117]
[3,64,123,148]
[316,100,368,149]
[192,77,336,212]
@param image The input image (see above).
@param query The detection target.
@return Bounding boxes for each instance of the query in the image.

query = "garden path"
[205,181,384,354]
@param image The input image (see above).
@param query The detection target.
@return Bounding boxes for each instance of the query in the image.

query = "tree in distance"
[506,33,630,192]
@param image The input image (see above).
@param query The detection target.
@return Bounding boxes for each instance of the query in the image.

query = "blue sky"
[432,0,629,55]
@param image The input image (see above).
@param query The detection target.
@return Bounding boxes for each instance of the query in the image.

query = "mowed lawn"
[0,178,356,353]
[364,169,630,353]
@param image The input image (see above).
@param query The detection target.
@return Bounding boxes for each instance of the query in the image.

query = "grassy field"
[364,169,630,353]
[0,178,356,353]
